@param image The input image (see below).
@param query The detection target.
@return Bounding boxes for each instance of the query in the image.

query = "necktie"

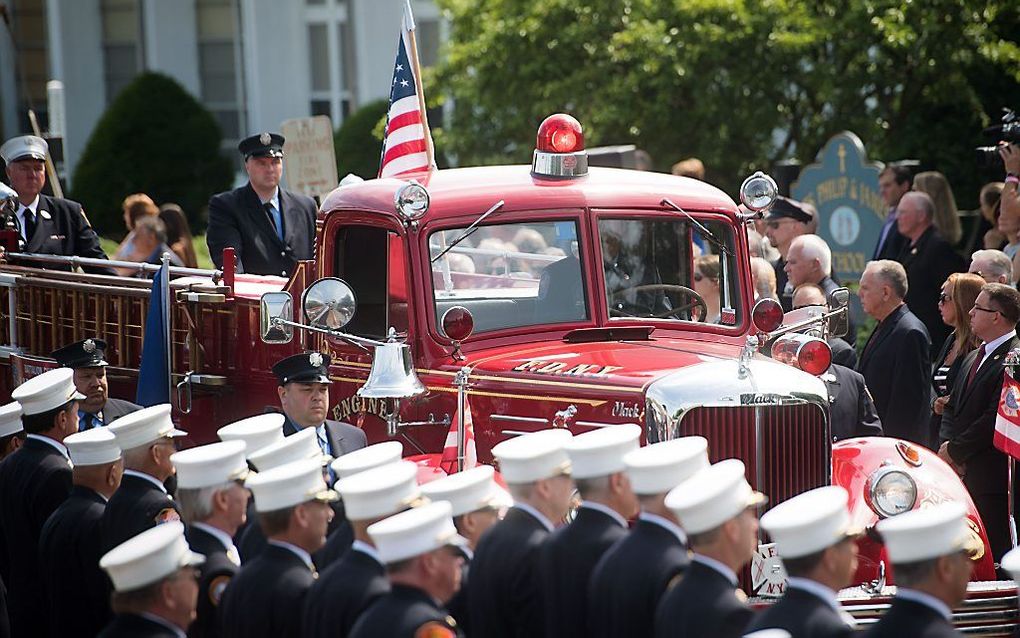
[264,202,284,241]
[317,427,336,484]
[966,344,986,389]
[22,208,35,243]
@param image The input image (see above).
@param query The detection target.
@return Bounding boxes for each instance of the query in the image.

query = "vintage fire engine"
[0,114,1015,631]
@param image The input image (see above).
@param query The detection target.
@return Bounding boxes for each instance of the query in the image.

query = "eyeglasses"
[766,220,792,230]
[938,293,951,305]
[972,304,1001,315]
[693,272,704,282]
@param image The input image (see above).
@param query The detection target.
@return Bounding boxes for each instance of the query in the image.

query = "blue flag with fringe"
[136,265,169,406]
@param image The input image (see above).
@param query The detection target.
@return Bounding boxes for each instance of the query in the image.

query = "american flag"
[994,367,1020,460]
[439,398,477,475]
[378,1,434,178]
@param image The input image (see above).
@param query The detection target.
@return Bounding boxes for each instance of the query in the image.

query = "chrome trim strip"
[575,421,618,428]
[500,430,530,437]
[491,415,549,424]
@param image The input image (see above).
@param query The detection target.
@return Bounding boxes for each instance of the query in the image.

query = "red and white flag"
[378,0,434,178]
[993,369,1020,460]
[440,398,477,475]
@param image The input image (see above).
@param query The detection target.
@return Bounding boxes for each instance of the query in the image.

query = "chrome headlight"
[869,467,917,518]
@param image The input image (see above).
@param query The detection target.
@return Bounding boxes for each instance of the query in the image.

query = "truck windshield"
[600,217,740,325]
[429,220,588,333]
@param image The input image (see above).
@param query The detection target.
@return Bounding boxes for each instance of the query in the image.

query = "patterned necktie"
[264,202,284,241]
[22,208,35,243]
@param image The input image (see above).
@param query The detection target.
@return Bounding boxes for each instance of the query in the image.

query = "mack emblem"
[740,393,784,406]
[611,401,642,418]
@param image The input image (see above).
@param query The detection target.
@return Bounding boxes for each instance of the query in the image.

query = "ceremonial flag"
[993,369,1020,459]
[439,398,477,474]
[378,0,434,178]
[136,265,170,406]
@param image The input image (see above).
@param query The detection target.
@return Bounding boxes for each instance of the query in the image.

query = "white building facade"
[0,0,442,183]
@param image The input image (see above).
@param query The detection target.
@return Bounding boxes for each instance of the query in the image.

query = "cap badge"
[260,132,272,146]
[309,352,324,368]
[83,339,96,353]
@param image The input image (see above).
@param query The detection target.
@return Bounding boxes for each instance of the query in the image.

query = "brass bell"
[358,341,426,399]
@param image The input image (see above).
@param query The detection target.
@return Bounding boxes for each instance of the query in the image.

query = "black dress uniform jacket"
[653,559,751,638]
[303,545,389,638]
[856,304,932,445]
[206,183,316,277]
[101,472,181,552]
[468,506,550,638]
[540,505,628,638]
[0,436,72,636]
[98,613,184,638]
[38,485,111,638]
[219,543,316,638]
[20,194,115,275]
[744,584,853,638]
[446,558,471,634]
[588,516,689,638]
[824,364,884,441]
[864,596,960,637]
[897,226,966,356]
[186,525,239,638]
[349,584,463,638]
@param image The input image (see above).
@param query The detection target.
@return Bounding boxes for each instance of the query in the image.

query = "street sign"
[281,116,339,200]
[792,132,885,282]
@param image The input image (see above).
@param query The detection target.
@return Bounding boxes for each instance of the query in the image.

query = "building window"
[100,0,142,103]
[8,0,50,131]
[304,0,354,128]
[196,0,246,169]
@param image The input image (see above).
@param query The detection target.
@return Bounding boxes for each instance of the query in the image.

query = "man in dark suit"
[873,165,912,261]
[764,196,814,311]
[97,522,203,638]
[0,404,20,638]
[939,283,1020,562]
[856,260,932,444]
[206,133,317,277]
[653,459,763,638]
[747,486,860,638]
[51,338,140,431]
[171,441,250,638]
[785,235,856,345]
[421,465,507,635]
[38,428,123,638]
[304,459,422,638]
[0,136,113,274]
[469,429,575,638]
[823,364,884,441]
[540,425,640,638]
[896,191,966,355]
[867,503,977,638]
[0,368,82,636]
[589,437,709,638]
[102,405,187,552]
[219,458,338,638]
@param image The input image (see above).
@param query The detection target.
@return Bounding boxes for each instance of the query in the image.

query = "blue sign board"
[792,132,885,282]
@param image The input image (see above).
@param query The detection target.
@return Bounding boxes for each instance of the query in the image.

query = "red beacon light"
[751,298,784,333]
[770,333,832,377]
[532,113,588,179]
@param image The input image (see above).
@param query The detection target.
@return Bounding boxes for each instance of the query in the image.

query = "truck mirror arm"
[761,305,848,342]
[270,316,380,352]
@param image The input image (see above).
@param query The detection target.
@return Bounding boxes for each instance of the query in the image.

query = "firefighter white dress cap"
[245,457,338,512]
[421,465,512,517]
[623,436,709,495]
[369,501,469,564]
[247,427,329,471]
[0,401,22,438]
[11,368,85,416]
[107,404,187,450]
[64,428,121,466]
[336,460,422,521]
[0,134,48,163]
[566,423,642,479]
[759,486,861,558]
[1001,545,1020,584]
[217,413,285,457]
[331,440,403,480]
[666,459,767,534]
[492,429,572,484]
[100,521,204,592]
[172,440,250,489]
[876,502,981,564]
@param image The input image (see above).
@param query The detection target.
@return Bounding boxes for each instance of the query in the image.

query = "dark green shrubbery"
[71,72,232,235]
[333,99,389,180]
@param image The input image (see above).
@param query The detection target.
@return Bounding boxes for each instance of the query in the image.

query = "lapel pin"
[40,210,51,220]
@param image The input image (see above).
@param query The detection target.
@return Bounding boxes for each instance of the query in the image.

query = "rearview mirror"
[826,287,850,338]
[260,292,294,344]
[302,277,357,330]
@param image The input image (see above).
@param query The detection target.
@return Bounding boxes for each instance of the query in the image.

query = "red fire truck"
[0,114,1015,631]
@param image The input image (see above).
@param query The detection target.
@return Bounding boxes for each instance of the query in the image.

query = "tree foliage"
[435,0,1020,203]
[72,72,232,235]
[334,99,389,179]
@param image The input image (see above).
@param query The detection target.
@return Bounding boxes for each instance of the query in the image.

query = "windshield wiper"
[431,200,506,264]
[660,198,731,256]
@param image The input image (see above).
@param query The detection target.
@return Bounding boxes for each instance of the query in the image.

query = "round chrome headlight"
[869,467,917,518]
[739,171,779,212]
[394,181,430,220]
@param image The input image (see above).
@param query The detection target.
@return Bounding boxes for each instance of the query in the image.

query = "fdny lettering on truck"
[512,359,623,378]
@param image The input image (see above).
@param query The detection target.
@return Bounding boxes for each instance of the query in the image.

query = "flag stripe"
[384,123,426,149]
[381,152,430,178]
[994,372,1020,460]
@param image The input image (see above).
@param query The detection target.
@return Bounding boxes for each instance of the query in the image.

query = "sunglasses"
[938,293,951,304]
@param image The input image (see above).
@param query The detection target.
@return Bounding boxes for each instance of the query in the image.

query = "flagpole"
[404,2,435,169]
[162,252,173,409]
[1007,349,1020,548]
[455,367,469,473]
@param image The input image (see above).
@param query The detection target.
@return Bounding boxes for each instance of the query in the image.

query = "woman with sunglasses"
[693,255,722,323]
[929,273,984,448]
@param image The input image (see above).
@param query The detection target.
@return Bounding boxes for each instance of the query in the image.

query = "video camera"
[976,108,1020,167]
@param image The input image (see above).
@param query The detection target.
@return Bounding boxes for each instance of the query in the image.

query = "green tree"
[435,0,1020,203]
[334,99,389,179]
[72,72,232,235]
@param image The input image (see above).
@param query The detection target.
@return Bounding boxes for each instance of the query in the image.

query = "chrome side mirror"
[260,292,294,344]
[827,287,850,338]
[302,277,357,330]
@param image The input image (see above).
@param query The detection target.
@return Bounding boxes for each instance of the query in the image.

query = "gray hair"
[750,257,777,300]
[177,481,235,524]
[791,234,832,276]
[868,259,908,299]
[134,215,167,244]
[970,249,1012,283]
[901,191,935,221]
